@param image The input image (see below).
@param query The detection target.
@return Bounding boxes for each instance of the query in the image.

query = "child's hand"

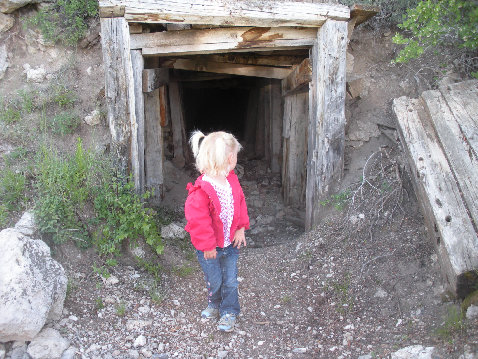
[204,249,217,259]
[233,227,246,249]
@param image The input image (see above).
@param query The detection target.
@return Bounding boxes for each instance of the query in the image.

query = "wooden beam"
[99,5,125,18]
[205,54,305,68]
[270,81,283,173]
[350,4,379,27]
[99,0,350,26]
[305,20,348,231]
[100,17,136,175]
[165,58,292,79]
[144,88,164,202]
[131,50,145,192]
[282,58,311,96]
[393,96,478,299]
[142,68,170,92]
[169,81,187,168]
[131,27,318,55]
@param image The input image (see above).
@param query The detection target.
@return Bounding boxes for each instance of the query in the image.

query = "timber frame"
[99,0,353,230]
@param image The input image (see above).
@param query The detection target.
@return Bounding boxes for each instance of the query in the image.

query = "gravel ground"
[54,148,478,359]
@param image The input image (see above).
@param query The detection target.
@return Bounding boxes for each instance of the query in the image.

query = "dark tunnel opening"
[182,83,250,142]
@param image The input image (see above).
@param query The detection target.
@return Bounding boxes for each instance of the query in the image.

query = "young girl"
[184,130,250,332]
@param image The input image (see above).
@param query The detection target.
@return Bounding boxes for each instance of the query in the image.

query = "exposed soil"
[1,12,477,359]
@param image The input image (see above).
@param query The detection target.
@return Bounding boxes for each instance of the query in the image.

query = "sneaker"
[201,305,219,319]
[217,313,236,332]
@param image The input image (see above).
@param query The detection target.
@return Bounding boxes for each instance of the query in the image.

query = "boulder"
[161,222,186,240]
[391,345,435,359]
[27,328,70,359]
[84,109,101,126]
[0,44,8,80]
[0,214,68,342]
[0,0,40,13]
[23,63,47,83]
[0,12,14,32]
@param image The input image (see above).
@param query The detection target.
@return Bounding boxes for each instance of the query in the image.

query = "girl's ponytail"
[189,130,205,158]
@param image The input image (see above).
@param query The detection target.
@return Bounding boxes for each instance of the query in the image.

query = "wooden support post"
[270,81,283,173]
[169,81,188,168]
[100,17,136,176]
[144,88,164,203]
[282,58,311,96]
[244,87,259,157]
[306,20,348,230]
[263,82,272,164]
[255,86,266,159]
[131,50,144,193]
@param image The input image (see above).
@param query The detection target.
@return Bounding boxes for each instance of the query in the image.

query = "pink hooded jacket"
[184,171,250,252]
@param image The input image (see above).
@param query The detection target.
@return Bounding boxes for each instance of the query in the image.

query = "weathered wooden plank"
[206,54,304,68]
[100,17,136,175]
[99,5,125,18]
[165,58,292,79]
[129,23,143,34]
[350,4,379,26]
[144,88,164,202]
[168,81,187,168]
[99,0,350,26]
[393,96,478,298]
[131,50,145,192]
[142,42,313,56]
[159,85,168,127]
[130,27,318,50]
[244,87,260,156]
[142,68,169,92]
[422,89,478,231]
[263,83,272,163]
[440,80,478,158]
[255,86,266,158]
[270,80,283,173]
[281,91,308,208]
[305,20,348,230]
[282,58,311,95]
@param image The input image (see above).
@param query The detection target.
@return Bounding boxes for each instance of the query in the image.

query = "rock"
[217,350,229,358]
[126,320,152,331]
[391,345,435,359]
[27,328,70,359]
[0,44,8,80]
[0,0,40,13]
[127,349,140,359]
[374,288,388,298]
[60,346,78,359]
[346,51,354,77]
[23,64,47,83]
[292,348,307,354]
[0,343,5,359]
[458,345,478,359]
[9,342,28,359]
[134,335,147,347]
[358,355,372,359]
[0,217,67,342]
[14,211,35,236]
[347,119,380,142]
[466,305,478,320]
[0,12,14,33]
[161,222,186,240]
[347,78,366,99]
[83,109,102,126]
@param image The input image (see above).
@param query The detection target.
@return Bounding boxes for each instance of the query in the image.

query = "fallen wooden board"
[99,0,350,26]
[422,85,478,232]
[393,96,478,299]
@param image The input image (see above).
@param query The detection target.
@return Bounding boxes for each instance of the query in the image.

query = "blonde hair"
[190,130,242,176]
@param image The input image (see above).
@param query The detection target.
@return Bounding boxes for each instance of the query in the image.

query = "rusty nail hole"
[445,215,452,223]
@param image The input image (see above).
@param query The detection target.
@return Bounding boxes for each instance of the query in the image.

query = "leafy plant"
[28,0,98,46]
[0,169,26,211]
[0,105,21,124]
[172,264,195,278]
[48,112,81,135]
[18,89,37,114]
[392,0,478,69]
[95,297,104,310]
[116,301,126,316]
[320,190,350,211]
[92,263,111,279]
[52,85,76,108]
[0,204,8,228]
[94,178,163,257]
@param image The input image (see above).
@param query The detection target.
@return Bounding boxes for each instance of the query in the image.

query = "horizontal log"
[99,0,350,26]
[165,58,292,79]
[350,4,379,26]
[142,68,170,92]
[282,58,311,95]
[99,5,125,18]
[205,53,305,68]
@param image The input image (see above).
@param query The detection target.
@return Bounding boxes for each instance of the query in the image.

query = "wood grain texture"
[131,50,144,192]
[142,68,169,92]
[144,88,164,202]
[99,0,350,26]
[393,95,478,298]
[100,17,136,175]
[305,20,347,230]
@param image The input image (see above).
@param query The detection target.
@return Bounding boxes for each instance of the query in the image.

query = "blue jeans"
[196,245,240,316]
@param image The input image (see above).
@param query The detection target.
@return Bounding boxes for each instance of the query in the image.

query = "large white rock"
[391,345,435,359]
[27,328,70,359]
[0,12,14,32]
[0,44,8,80]
[0,0,40,13]
[23,63,47,83]
[161,222,186,240]
[0,216,67,342]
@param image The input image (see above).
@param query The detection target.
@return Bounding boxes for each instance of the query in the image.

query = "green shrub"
[0,105,21,124]
[29,0,98,46]
[392,0,478,70]
[52,85,76,108]
[49,112,81,135]
[0,204,8,228]
[0,169,26,211]
[34,138,163,256]
[94,178,163,257]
